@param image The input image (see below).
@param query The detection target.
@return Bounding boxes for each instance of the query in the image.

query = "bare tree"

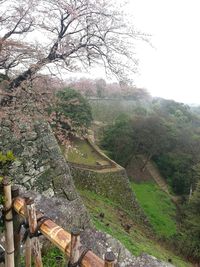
[0,0,144,93]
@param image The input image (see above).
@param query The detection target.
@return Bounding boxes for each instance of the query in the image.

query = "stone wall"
[69,165,146,222]
[0,119,91,229]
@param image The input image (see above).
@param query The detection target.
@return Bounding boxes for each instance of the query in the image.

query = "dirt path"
[140,156,179,203]
[141,156,170,194]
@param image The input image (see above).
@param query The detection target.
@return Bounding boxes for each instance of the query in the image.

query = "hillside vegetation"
[79,83,200,265]
[79,189,190,267]
[45,82,200,265]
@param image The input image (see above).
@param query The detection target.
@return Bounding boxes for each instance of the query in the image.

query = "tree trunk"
[9,58,50,90]
[141,154,152,172]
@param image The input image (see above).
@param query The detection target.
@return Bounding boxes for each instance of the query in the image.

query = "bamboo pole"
[25,197,43,267]
[25,235,31,267]
[3,177,15,267]
[13,197,105,267]
[11,186,21,267]
[104,252,115,267]
[69,228,80,265]
[24,198,31,267]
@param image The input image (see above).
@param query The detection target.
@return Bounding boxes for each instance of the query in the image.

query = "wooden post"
[25,197,43,267]
[104,251,115,267]
[69,227,80,265]
[11,186,21,267]
[24,198,31,267]
[25,229,32,267]
[3,177,15,267]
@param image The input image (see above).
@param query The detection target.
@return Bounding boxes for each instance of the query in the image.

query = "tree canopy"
[50,87,92,138]
[100,97,200,195]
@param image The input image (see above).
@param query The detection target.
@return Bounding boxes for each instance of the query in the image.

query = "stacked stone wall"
[0,119,90,228]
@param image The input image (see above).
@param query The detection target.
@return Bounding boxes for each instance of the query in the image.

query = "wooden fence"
[1,178,117,267]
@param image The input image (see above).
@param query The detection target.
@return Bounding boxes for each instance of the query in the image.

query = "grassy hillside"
[131,181,177,238]
[79,189,191,267]
[64,137,110,166]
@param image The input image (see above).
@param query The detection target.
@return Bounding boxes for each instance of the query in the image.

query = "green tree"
[179,181,200,264]
[154,152,194,195]
[101,114,134,166]
[101,115,173,168]
[51,88,93,137]
[130,116,172,170]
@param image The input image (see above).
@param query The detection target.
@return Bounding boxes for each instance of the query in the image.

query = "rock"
[22,176,31,183]
[20,189,91,230]
[132,253,175,267]
[81,229,175,267]
[42,188,55,198]
[25,131,37,141]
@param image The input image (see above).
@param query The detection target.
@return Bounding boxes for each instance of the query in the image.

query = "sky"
[76,0,200,104]
[127,0,200,104]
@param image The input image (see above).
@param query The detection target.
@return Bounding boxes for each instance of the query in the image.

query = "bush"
[50,88,93,138]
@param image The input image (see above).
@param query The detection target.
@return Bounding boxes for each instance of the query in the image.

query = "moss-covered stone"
[35,169,53,192]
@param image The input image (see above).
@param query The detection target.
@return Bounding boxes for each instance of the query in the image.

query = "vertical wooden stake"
[26,198,43,267]
[69,227,80,265]
[104,251,115,267]
[12,186,21,267]
[3,177,15,267]
[24,198,31,267]
[25,235,31,267]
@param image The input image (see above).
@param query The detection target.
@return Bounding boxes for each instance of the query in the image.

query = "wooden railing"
[1,179,117,267]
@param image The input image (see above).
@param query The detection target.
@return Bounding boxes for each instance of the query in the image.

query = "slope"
[79,189,191,267]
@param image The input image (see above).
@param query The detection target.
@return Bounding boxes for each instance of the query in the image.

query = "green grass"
[79,189,191,267]
[20,246,66,267]
[66,138,110,166]
[131,181,177,238]
[42,246,66,267]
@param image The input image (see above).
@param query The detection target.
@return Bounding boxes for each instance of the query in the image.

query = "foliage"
[0,150,15,176]
[0,151,15,230]
[101,114,172,168]
[56,88,92,128]
[42,246,66,267]
[101,114,134,166]
[50,88,93,139]
[99,96,200,195]
[20,246,66,267]
[177,181,200,263]
[152,98,192,123]
[154,152,195,195]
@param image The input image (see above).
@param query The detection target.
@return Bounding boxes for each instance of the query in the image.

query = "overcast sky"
[127,0,200,104]
[56,0,200,104]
